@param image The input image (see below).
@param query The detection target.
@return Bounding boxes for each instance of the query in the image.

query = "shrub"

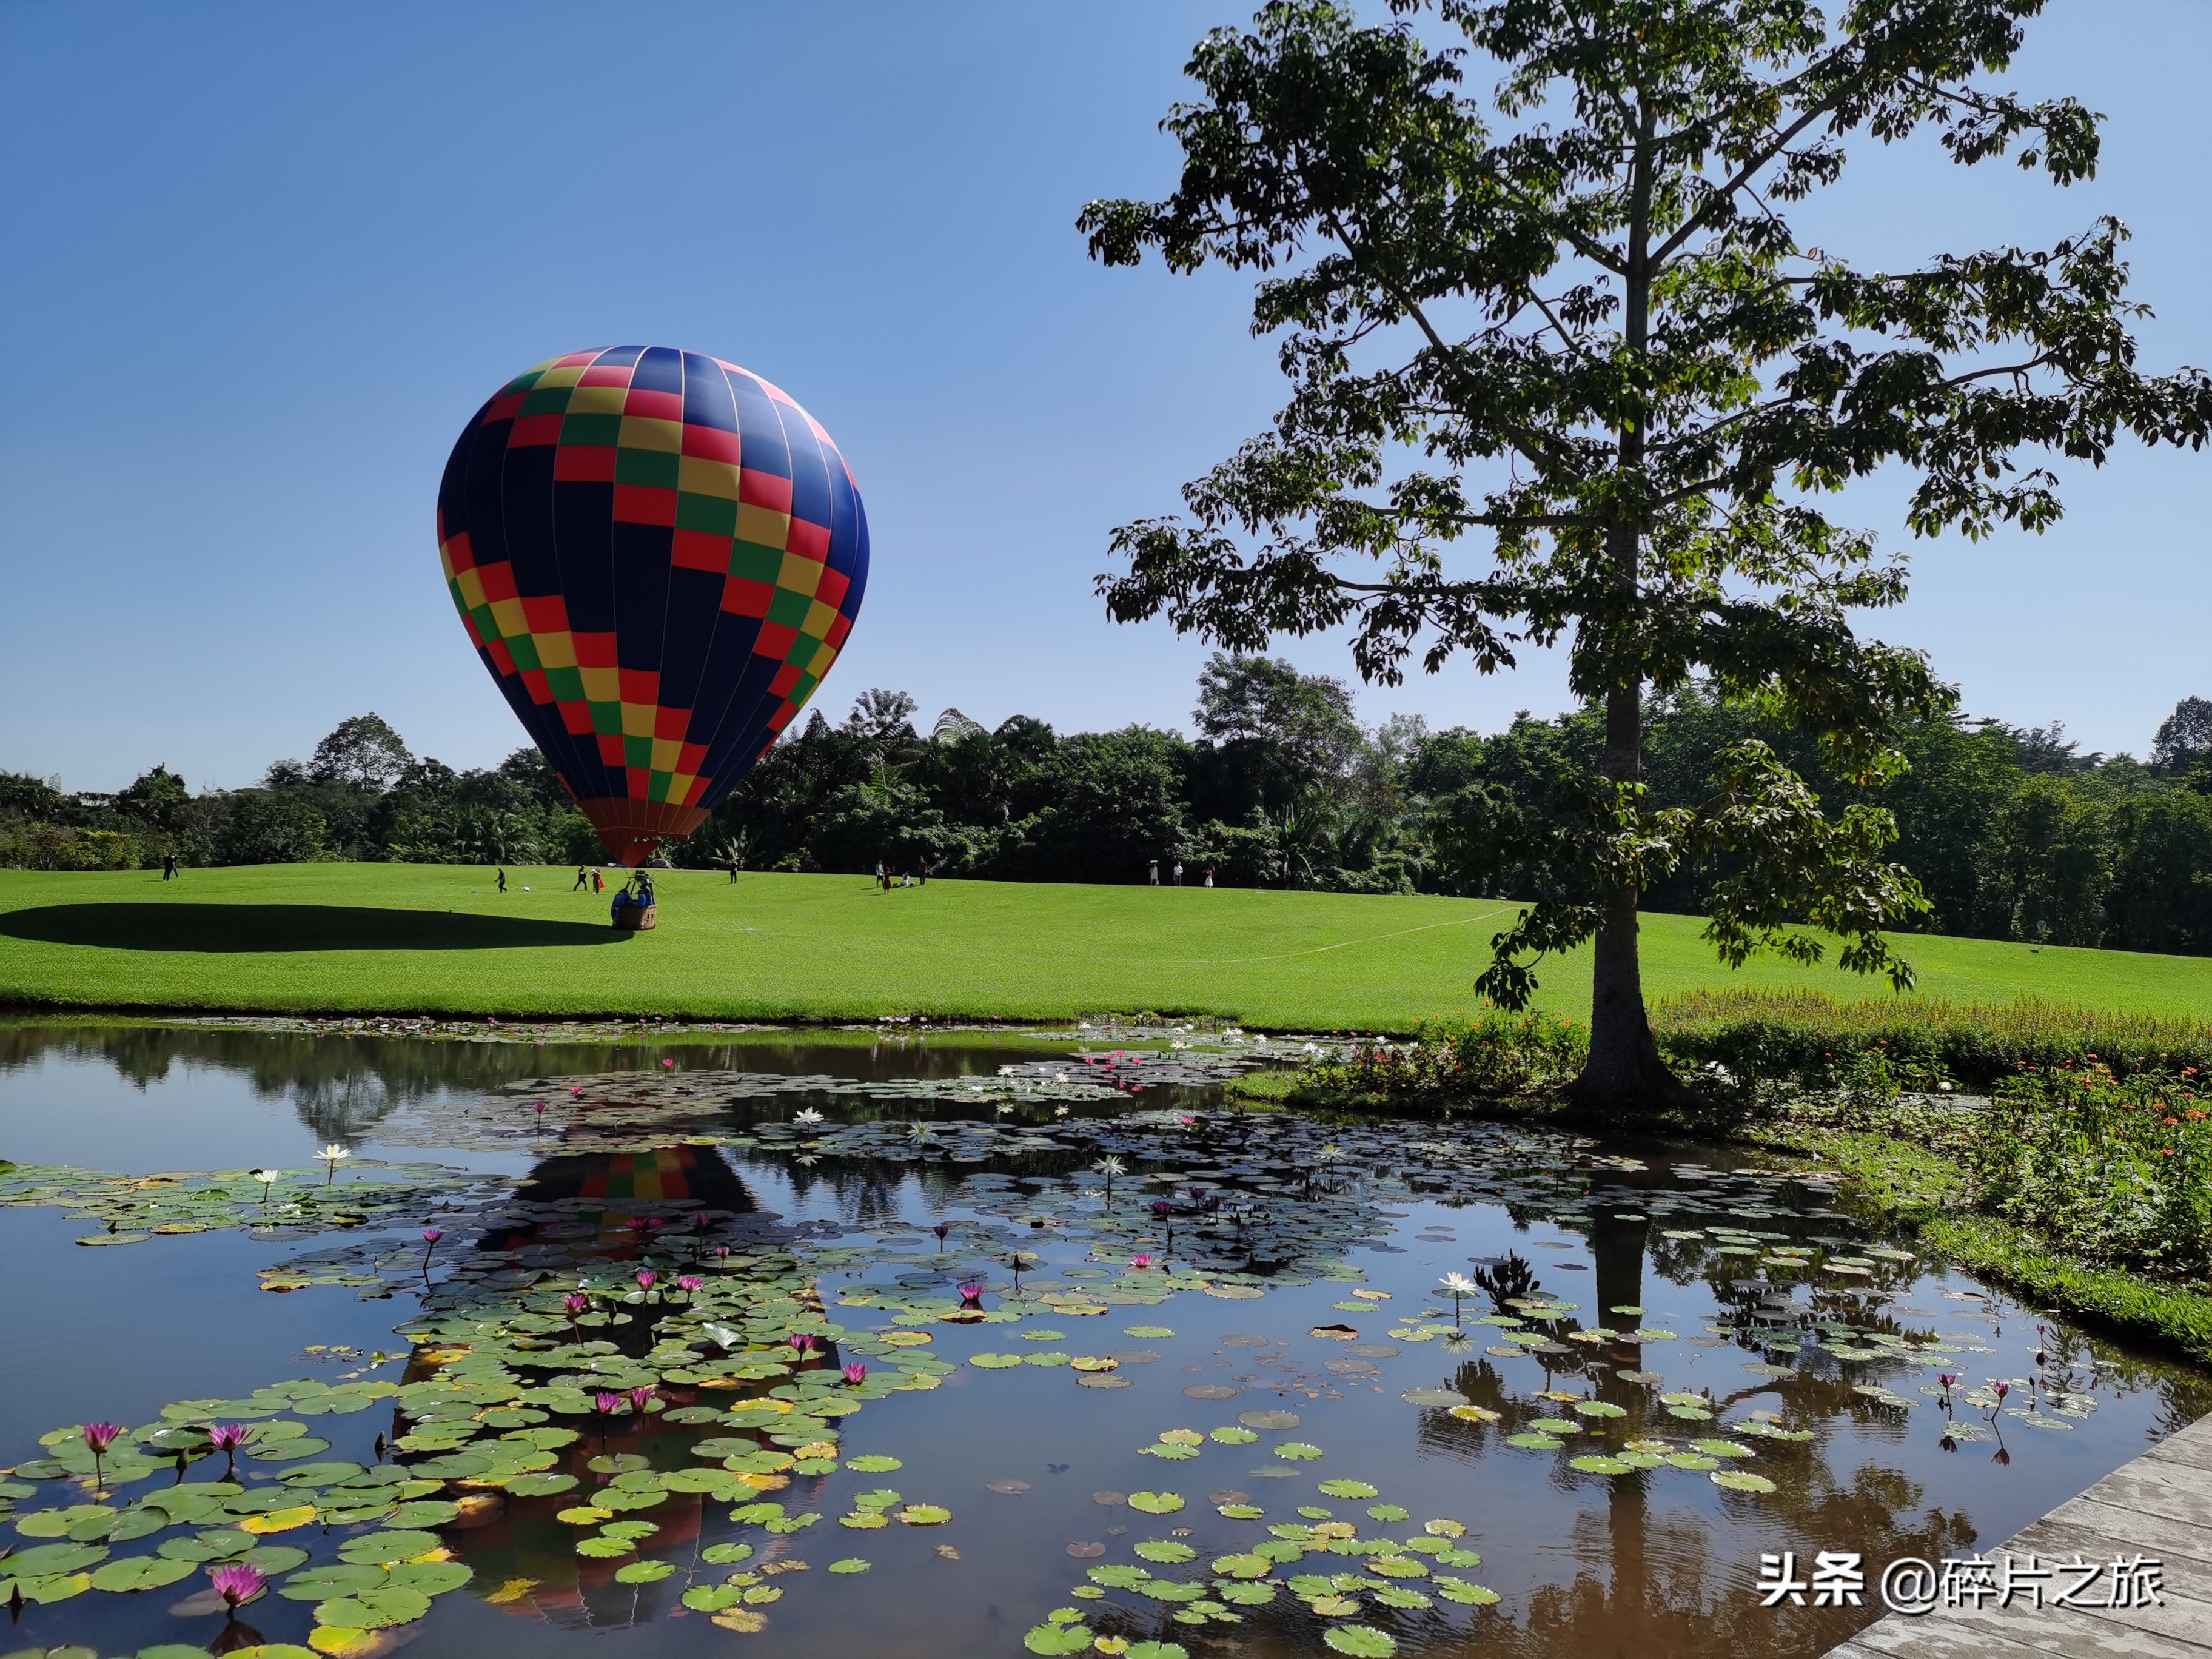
[1649,987,2212,1089]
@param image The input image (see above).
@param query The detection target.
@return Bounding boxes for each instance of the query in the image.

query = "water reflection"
[6,1022,2212,1659]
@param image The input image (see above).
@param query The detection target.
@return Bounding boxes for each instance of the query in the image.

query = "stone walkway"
[1825,1409,2212,1656]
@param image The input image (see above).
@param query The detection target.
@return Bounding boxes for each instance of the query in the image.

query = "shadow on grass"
[0,903,629,953]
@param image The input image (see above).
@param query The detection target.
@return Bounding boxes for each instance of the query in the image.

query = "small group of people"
[570,866,606,893]
[159,851,181,880]
[1147,859,1215,888]
[874,857,929,890]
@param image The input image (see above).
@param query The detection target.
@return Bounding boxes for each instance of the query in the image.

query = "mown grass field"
[2,864,2210,1030]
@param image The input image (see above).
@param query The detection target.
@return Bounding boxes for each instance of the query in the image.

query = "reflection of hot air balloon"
[437,347,868,864]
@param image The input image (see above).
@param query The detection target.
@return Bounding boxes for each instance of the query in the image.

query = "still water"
[0,1018,2204,1659]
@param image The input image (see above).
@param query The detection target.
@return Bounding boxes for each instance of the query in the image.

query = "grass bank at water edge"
[7,865,2212,1028]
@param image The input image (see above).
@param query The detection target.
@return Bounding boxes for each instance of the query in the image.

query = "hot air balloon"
[437,346,867,865]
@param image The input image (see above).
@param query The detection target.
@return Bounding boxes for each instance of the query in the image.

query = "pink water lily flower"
[957,1282,985,1306]
[789,1332,817,1353]
[628,1386,655,1416]
[564,1293,589,1316]
[634,1270,659,1292]
[843,1362,867,1385]
[1131,1253,1155,1270]
[210,1561,267,1610]
[421,1227,443,1244]
[595,1390,624,1415]
[677,1275,705,1293]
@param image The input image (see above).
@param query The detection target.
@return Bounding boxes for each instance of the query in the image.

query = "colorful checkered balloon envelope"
[437,346,868,865]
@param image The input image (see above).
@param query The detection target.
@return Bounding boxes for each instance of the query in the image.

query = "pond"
[1,1017,2205,1659]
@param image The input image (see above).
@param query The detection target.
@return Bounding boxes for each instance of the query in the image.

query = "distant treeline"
[8,657,2212,956]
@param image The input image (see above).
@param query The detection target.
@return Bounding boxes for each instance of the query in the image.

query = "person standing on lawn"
[497,868,507,894]
[572,865,589,891]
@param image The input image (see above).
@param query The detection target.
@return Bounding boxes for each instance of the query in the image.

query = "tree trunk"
[1573,100,1696,1118]
[1575,684,1695,1112]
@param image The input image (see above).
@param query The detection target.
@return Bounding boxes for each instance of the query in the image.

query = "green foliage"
[1652,987,2212,1090]
[1963,1068,2212,1277]
[1079,0,2212,1090]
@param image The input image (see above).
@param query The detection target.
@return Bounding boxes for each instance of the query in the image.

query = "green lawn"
[2,865,2208,1030]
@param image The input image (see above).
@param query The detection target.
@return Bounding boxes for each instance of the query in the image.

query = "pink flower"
[843,1362,867,1385]
[80,1421,125,1454]
[206,1424,249,1452]
[1992,1380,2010,1399]
[1131,1253,1154,1270]
[1938,1373,1956,1390]
[789,1332,816,1353]
[563,1293,589,1316]
[628,1387,655,1416]
[957,1282,984,1306]
[662,1059,675,1068]
[210,1562,267,1609]
[635,1270,658,1292]
[677,1276,705,1293]
[421,1227,443,1244]
[570,1086,585,1096]
[595,1390,624,1415]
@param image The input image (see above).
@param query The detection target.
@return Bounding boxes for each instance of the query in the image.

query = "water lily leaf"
[1434,1577,1502,1604]
[614,1559,674,1583]
[1238,1411,1300,1430]
[1127,1644,1193,1659]
[1322,1623,1396,1655]
[383,1501,458,1529]
[5,1541,107,1576]
[1272,1443,1323,1461]
[1208,1427,1259,1444]
[1709,1471,1777,1493]
[1087,1564,1151,1589]
[502,1473,578,1498]
[1127,1492,1185,1515]
[969,1353,1025,1369]
[1124,1327,1175,1338]
[1504,1433,1562,1451]
[1024,1624,1094,1655]
[336,1530,443,1565]
[1367,1503,1410,1522]
[1569,1456,1633,1475]
[88,1553,195,1592]
[1142,1443,1200,1461]
[308,1633,383,1658]
[1689,1440,1755,1460]
[701,1543,755,1564]
[280,1564,389,1601]
[828,1557,870,1574]
[249,1438,333,1463]
[313,1585,432,1629]
[1665,1453,1719,1471]
[896,1504,951,1526]
[575,1536,635,1558]
[844,1455,902,1472]
[1317,1480,1377,1500]
[1134,1541,1197,1563]
[1572,1401,1627,1418]
[386,1560,472,1594]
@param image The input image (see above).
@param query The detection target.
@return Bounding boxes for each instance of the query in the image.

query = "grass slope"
[4,865,2211,1028]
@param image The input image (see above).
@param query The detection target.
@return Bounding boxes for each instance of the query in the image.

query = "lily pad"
[1709,1470,1777,1493]
[1273,1442,1324,1461]
[1127,1491,1185,1515]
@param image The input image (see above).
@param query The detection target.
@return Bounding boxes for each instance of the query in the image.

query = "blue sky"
[2,1,2207,792]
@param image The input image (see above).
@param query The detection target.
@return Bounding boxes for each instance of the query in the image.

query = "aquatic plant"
[209,1561,267,1610]
[317,1143,350,1185]
[79,1420,124,1490]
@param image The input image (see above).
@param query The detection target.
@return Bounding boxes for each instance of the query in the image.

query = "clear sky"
[2,1,2206,793]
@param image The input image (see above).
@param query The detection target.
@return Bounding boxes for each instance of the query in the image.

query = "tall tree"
[307,714,414,793]
[1081,0,2212,1108]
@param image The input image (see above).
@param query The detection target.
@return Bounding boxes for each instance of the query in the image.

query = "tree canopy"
[1081,0,2212,1105]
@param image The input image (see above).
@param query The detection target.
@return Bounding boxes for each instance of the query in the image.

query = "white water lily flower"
[793,1108,825,1128]
[317,1144,351,1164]
[1093,1156,1127,1177]
[1440,1272,1481,1298]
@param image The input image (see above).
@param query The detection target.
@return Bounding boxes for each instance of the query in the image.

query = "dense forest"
[7,655,2212,956]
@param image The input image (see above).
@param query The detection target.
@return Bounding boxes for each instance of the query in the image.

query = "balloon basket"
[611,902,657,931]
